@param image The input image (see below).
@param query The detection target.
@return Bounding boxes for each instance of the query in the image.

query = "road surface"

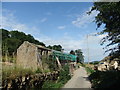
[63,67,91,88]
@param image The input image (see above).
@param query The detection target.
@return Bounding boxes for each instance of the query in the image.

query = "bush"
[42,55,58,72]
[81,63,86,67]
[42,65,71,88]
[58,65,71,84]
[35,68,42,73]
[2,65,35,80]
[89,71,120,88]
[85,67,95,75]
[2,56,16,63]
[42,81,63,88]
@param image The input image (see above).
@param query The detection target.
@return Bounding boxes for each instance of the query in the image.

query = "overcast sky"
[1,2,109,62]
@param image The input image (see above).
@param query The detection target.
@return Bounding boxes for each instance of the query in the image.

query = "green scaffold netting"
[52,50,77,61]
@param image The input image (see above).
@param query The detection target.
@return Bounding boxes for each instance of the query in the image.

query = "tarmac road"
[63,67,91,88]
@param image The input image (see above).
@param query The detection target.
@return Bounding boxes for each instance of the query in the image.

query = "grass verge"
[85,67,95,75]
[42,65,71,88]
[42,81,63,88]
[2,64,35,80]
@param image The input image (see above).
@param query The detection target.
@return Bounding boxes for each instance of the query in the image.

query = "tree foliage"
[47,45,63,51]
[75,49,84,63]
[1,29,45,55]
[89,2,120,59]
[70,50,75,55]
[89,71,120,88]
[69,49,84,63]
[1,28,63,57]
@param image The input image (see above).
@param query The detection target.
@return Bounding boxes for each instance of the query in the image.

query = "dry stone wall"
[2,71,59,89]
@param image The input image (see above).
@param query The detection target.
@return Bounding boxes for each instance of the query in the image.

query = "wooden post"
[56,56,62,69]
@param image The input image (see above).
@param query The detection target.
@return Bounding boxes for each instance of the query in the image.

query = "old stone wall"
[2,71,59,89]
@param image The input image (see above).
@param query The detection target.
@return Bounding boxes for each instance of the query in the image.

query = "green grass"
[2,56,16,63]
[79,63,95,75]
[42,81,64,88]
[42,65,71,88]
[2,64,35,80]
[2,64,52,80]
[85,67,95,75]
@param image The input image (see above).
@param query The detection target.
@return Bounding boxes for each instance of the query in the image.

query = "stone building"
[16,41,52,70]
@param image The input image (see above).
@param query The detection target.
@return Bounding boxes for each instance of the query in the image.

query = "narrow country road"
[63,67,91,88]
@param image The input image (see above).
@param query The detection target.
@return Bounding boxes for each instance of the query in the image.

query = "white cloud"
[97,34,107,39]
[72,7,99,28]
[38,36,83,53]
[2,15,27,32]
[1,9,40,35]
[57,25,66,30]
[37,33,108,62]
[81,34,109,62]
[40,18,47,23]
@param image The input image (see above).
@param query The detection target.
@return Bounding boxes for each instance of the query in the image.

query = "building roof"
[23,41,52,51]
[36,45,51,51]
[21,41,77,61]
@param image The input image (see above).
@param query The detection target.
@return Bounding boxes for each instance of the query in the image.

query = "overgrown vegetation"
[35,68,42,73]
[41,55,58,72]
[80,63,86,67]
[2,62,71,88]
[2,56,16,63]
[89,71,120,88]
[42,65,71,88]
[42,81,63,88]
[85,67,95,75]
[81,63,95,75]
[58,65,71,84]
[2,64,35,80]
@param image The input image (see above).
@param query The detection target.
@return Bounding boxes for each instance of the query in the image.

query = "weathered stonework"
[16,41,52,70]
[2,71,59,89]
[97,56,120,71]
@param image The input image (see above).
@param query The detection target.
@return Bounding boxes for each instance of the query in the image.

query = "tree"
[10,31,27,41]
[75,49,84,63]
[2,29,10,40]
[54,45,62,51]
[47,45,63,51]
[47,45,53,49]
[1,29,46,56]
[3,38,21,55]
[89,2,120,60]
[70,50,75,55]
